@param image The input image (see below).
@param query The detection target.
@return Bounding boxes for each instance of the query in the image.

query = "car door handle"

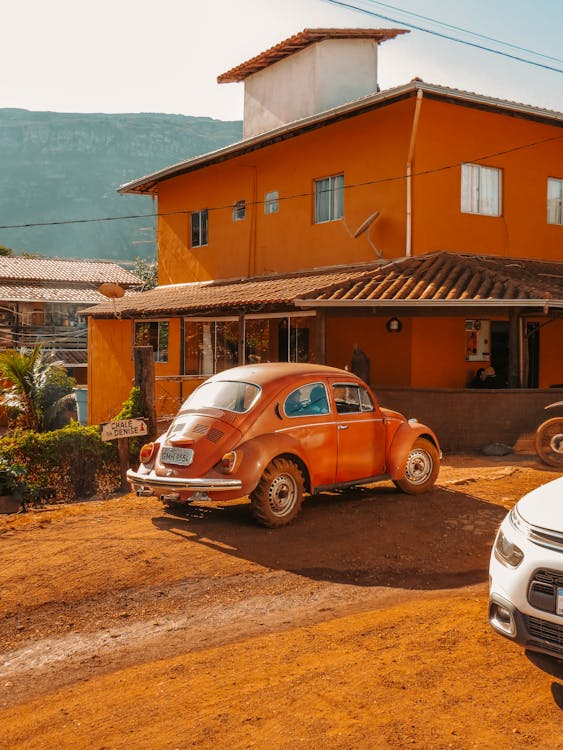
[337,424,349,430]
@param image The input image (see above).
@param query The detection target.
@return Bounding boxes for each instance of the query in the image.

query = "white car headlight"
[494,528,524,567]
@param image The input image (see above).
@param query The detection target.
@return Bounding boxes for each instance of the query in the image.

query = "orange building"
[85,29,563,439]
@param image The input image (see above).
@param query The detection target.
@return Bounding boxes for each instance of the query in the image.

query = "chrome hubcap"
[405,449,433,485]
[268,473,298,516]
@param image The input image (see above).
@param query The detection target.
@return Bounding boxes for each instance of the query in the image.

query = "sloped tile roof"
[84,253,563,320]
[0,257,141,286]
[0,282,140,304]
[217,28,408,83]
[83,263,383,318]
[295,252,563,306]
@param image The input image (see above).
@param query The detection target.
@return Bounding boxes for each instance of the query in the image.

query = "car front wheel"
[250,458,305,528]
[393,438,439,495]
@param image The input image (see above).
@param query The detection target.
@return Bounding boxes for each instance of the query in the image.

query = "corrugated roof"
[119,80,563,195]
[84,253,563,319]
[295,252,563,307]
[217,28,408,83]
[0,257,142,286]
[83,263,382,318]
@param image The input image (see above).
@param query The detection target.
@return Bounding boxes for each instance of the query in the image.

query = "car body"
[489,476,563,660]
[127,362,441,527]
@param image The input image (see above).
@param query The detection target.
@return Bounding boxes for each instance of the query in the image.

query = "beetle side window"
[332,384,374,414]
[284,383,330,417]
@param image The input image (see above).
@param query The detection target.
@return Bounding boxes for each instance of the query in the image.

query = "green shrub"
[0,423,120,504]
[114,386,147,465]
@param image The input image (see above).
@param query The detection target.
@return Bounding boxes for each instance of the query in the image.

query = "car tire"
[535,417,563,467]
[250,457,305,528]
[393,438,439,495]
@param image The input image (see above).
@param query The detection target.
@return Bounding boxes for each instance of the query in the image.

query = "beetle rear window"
[182,381,260,413]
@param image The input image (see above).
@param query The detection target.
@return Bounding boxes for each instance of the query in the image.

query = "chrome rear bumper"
[126,469,242,496]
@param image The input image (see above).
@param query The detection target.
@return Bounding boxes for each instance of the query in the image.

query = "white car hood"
[516,476,563,532]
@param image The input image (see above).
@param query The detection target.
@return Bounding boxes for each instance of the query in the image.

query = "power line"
[360,0,563,64]
[323,0,563,74]
[0,132,560,231]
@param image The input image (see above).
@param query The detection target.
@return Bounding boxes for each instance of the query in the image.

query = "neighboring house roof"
[0,257,141,286]
[0,282,140,305]
[83,252,563,320]
[217,28,408,83]
[295,252,563,309]
[119,80,563,195]
[82,263,383,318]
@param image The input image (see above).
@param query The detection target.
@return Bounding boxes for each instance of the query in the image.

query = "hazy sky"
[3,0,562,120]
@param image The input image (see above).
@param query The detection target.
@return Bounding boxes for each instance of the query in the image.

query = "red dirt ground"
[1,453,562,749]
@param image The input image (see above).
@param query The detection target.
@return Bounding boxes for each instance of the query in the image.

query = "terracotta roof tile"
[83,263,383,318]
[217,28,408,83]
[296,252,563,306]
[0,282,140,304]
[84,253,563,320]
[0,257,142,286]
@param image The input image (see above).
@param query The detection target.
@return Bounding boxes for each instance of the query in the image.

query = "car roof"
[206,362,357,388]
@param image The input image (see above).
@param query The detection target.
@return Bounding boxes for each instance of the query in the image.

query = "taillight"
[220,451,237,473]
[139,442,157,465]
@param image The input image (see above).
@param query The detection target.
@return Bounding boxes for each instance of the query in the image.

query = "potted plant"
[0,457,28,513]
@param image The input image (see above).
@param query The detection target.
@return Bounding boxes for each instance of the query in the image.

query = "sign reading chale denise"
[100,418,148,442]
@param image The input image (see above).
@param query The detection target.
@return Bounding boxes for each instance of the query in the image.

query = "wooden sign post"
[100,418,148,491]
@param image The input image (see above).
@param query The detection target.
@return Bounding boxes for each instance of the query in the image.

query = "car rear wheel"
[250,458,305,528]
[393,438,439,495]
[535,417,563,467]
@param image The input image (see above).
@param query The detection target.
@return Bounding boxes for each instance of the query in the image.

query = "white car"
[489,476,563,660]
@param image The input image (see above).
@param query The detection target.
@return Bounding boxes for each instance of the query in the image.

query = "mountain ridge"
[0,108,243,263]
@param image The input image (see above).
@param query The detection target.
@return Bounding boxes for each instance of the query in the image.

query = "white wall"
[243,39,379,138]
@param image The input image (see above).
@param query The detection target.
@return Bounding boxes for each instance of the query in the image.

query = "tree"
[0,244,13,256]
[0,344,75,432]
[134,257,158,290]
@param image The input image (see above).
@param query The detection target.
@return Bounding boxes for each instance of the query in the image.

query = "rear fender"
[387,423,440,480]
[234,432,310,495]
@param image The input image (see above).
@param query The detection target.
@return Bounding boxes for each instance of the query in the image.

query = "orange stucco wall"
[155,95,562,285]
[539,318,563,388]
[412,98,562,261]
[88,318,183,427]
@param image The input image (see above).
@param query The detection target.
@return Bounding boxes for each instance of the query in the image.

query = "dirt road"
[1,454,562,749]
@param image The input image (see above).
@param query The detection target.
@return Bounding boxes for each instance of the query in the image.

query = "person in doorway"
[470,366,496,388]
[350,343,371,385]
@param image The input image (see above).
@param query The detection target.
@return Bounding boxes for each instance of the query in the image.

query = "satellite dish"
[353,211,380,239]
[99,282,125,299]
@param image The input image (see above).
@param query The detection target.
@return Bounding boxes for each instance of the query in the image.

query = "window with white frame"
[264,190,279,214]
[190,209,208,247]
[547,178,563,225]
[134,320,169,363]
[461,164,502,216]
[314,173,344,223]
[233,200,246,221]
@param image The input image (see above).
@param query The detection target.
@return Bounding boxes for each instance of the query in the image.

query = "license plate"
[161,446,194,466]
[557,587,563,616]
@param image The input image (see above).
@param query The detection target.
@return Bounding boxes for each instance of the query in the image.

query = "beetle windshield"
[182,380,261,414]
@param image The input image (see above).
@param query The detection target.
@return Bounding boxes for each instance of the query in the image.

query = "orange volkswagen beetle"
[127,363,441,527]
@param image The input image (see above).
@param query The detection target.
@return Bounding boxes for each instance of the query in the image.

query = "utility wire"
[323,0,563,74]
[359,0,563,64]
[0,132,560,231]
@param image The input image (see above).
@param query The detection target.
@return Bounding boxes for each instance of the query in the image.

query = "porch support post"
[238,313,245,366]
[314,309,326,365]
[134,345,157,441]
[508,308,521,388]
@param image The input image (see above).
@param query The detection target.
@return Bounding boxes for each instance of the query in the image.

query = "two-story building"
[85,28,563,448]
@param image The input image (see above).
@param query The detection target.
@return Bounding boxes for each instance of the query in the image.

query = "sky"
[2,0,562,120]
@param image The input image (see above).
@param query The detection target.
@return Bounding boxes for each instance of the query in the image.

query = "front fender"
[387,422,441,480]
[235,432,310,495]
